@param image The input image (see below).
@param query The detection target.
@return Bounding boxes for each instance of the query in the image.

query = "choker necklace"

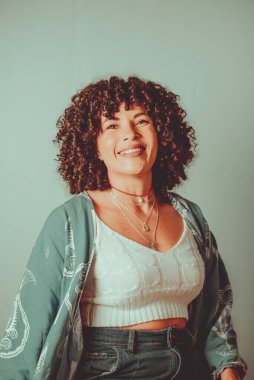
[110,189,154,206]
[109,184,153,205]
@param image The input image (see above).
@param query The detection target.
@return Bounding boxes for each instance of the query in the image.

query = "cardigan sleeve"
[203,228,248,379]
[177,192,248,379]
[0,207,65,380]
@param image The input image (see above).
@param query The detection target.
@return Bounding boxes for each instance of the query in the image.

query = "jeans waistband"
[82,325,194,352]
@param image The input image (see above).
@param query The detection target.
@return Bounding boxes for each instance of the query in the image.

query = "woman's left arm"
[175,195,247,379]
[203,229,247,380]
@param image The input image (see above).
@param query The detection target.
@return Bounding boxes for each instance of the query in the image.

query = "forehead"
[100,103,147,121]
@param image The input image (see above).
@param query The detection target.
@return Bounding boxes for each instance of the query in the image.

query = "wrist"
[220,367,241,380]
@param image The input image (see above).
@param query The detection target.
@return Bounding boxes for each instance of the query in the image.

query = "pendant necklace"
[110,189,155,232]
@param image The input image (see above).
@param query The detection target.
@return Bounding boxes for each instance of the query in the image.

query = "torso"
[80,189,187,330]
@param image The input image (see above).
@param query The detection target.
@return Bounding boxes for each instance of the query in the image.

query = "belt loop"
[166,326,174,348]
[127,330,136,355]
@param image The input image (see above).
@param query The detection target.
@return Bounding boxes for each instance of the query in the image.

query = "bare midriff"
[103,318,187,330]
[80,302,186,330]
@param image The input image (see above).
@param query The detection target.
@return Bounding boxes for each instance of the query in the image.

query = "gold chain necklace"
[110,190,155,232]
[110,184,153,205]
[110,190,154,206]
[111,194,160,250]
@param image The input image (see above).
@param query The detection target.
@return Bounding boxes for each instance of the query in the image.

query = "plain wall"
[0,0,253,377]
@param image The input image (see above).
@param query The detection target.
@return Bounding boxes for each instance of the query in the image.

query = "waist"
[82,325,194,351]
[80,301,189,327]
[100,318,187,330]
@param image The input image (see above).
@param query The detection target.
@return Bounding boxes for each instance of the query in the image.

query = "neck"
[108,173,153,197]
[107,173,154,208]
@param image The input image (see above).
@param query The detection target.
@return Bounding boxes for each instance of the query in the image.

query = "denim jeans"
[75,325,195,380]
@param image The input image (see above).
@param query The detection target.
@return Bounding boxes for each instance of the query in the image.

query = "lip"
[117,144,146,154]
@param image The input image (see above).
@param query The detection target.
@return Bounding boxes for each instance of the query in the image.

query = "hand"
[220,367,242,380]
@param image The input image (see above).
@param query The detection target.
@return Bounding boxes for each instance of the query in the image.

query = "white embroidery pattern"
[203,218,212,260]
[170,194,203,245]
[0,269,36,358]
[42,248,49,258]
[75,263,89,295]
[34,343,48,379]
[212,284,234,356]
[215,284,233,321]
[64,217,76,278]
[54,263,85,325]
[55,263,89,359]
[212,307,235,357]
[73,314,83,351]
[56,334,68,359]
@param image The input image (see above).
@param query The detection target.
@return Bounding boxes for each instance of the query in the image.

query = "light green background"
[0,0,253,377]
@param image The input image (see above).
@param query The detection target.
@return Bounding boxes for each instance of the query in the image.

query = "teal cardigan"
[0,191,247,379]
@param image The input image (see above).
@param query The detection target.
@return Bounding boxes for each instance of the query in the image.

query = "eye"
[136,119,150,126]
[106,124,118,130]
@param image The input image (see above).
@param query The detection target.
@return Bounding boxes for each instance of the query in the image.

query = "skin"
[221,368,241,380]
[80,102,241,379]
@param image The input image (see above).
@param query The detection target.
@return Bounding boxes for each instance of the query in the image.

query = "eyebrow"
[102,112,148,126]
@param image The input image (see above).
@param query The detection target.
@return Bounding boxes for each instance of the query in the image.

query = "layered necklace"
[109,184,159,250]
[110,184,154,205]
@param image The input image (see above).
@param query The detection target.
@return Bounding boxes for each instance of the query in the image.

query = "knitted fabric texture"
[81,215,205,326]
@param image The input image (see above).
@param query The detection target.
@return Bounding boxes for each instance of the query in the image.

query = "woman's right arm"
[0,208,64,380]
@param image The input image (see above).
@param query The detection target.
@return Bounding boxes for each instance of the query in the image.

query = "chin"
[108,162,152,178]
[119,167,150,177]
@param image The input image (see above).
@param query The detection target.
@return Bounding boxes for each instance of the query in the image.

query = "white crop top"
[81,214,205,327]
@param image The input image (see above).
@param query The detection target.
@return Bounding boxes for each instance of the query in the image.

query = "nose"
[121,121,140,141]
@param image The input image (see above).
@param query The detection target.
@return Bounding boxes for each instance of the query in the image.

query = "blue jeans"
[75,325,195,379]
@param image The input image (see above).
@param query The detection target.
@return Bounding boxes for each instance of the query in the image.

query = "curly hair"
[53,76,197,203]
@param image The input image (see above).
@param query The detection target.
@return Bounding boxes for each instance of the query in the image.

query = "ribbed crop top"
[81,214,205,327]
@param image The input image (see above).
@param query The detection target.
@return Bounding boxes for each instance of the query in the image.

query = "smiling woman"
[0,76,247,380]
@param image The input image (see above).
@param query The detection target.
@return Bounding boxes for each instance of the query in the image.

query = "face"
[97,103,158,181]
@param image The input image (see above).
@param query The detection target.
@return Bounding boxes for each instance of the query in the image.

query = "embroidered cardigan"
[0,191,247,380]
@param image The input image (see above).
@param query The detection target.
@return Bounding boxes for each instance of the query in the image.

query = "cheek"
[150,132,158,154]
[97,136,116,155]
[150,139,158,164]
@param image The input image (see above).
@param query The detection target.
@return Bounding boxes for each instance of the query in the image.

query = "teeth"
[120,147,144,155]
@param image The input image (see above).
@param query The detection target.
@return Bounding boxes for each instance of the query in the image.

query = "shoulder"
[35,193,93,242]
[169,191,205,220]
[168,191,209,250]
[45,192,92,223]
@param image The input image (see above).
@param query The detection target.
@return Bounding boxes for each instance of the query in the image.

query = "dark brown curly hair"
[53,76,197,203]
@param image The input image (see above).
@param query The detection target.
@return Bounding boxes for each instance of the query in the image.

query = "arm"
[161,193,247,379]
[203,230,247,379]
[0,208,64,380]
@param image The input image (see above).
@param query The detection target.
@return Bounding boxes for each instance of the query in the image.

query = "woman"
[0,76,247,379]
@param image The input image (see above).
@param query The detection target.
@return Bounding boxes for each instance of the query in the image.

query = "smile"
[119,147,145,156]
